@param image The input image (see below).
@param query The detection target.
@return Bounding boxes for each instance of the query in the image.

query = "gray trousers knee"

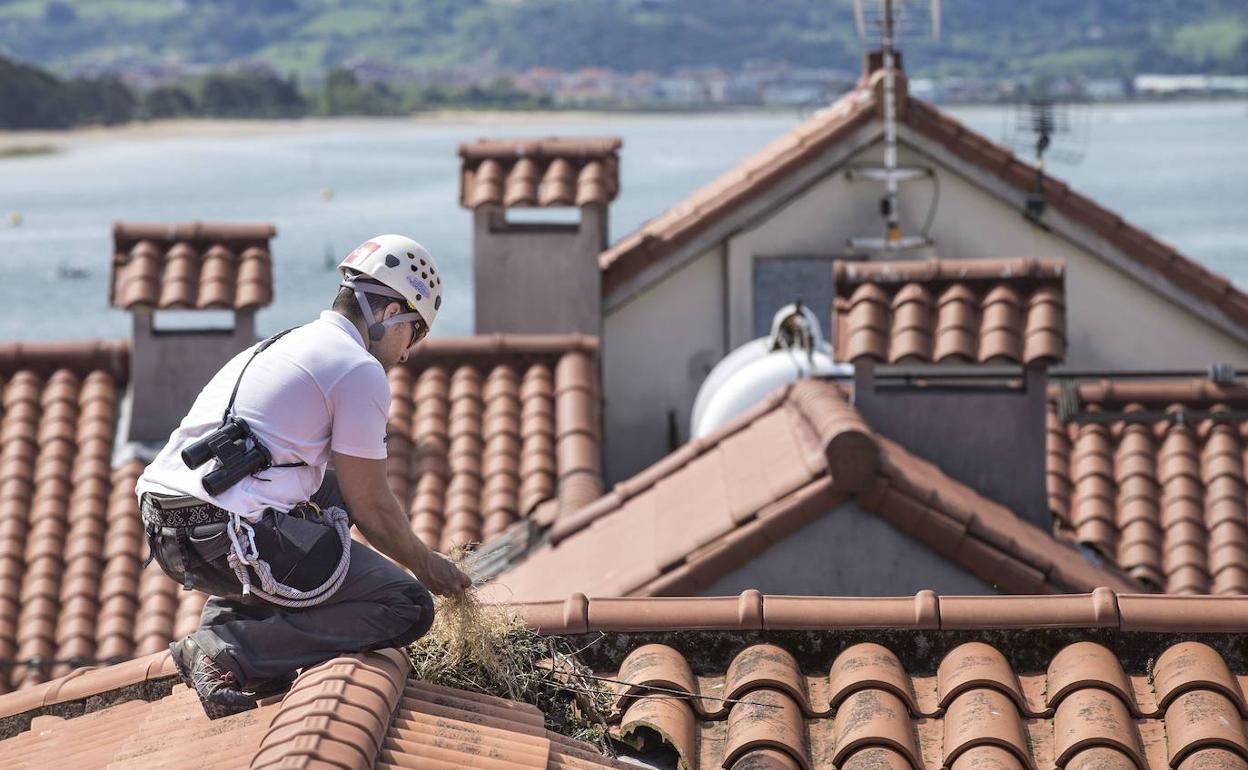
[150,472,435,685]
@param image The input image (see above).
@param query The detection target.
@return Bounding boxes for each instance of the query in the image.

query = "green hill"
[1,0,1246,79]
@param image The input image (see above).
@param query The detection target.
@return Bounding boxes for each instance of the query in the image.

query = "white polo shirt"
[136,311,391,521]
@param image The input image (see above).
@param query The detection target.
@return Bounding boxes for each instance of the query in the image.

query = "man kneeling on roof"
[135,235,471,719]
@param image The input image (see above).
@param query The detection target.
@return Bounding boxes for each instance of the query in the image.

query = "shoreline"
[0,109,780,148]
[1,97,1243,149]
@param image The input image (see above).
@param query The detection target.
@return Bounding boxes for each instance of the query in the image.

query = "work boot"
[168,638,258,719]
[247,670,297,701]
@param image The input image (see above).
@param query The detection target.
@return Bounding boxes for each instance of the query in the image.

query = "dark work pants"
[149,471,435,685]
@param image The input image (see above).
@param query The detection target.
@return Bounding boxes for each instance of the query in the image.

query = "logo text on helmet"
[344,241,381,265]
[407,277,431,297]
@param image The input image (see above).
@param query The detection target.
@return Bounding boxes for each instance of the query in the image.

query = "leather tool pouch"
[249,509,344,593]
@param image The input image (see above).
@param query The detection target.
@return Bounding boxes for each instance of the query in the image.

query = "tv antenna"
[1001,95,1090,221]
[846,0,942,253]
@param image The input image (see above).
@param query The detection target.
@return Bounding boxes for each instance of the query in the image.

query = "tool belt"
[141,493,232,528]
[141,492,233,591]
[141,492,348,603]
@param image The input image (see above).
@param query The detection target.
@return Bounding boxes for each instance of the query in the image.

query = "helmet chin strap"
[340,276,424,350]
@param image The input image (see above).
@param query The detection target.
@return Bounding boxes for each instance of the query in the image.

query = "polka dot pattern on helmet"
[337,233,443,331]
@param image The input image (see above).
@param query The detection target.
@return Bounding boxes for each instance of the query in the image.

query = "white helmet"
[338,234,443,343]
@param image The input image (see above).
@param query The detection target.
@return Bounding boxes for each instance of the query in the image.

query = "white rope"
[225,506,353,608]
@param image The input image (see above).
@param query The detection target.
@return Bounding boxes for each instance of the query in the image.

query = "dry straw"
[407,558,612,747]
[408,583,547,701]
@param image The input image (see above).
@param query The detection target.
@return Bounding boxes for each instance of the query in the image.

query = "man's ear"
[385,301,402,320]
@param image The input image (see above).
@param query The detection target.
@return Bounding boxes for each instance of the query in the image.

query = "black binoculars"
[181,417,273,496]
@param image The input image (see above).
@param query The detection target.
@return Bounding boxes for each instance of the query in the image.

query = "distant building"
[1083,77,1128,100]
[1134,73,1248,96]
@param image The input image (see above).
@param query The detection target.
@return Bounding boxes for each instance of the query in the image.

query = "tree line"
[5,0,1246,86]
[0,54,549,130]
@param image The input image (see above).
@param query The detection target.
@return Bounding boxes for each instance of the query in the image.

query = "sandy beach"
[0,109,753,152]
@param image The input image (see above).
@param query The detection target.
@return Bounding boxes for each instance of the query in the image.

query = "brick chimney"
[110,221,275,443]
[833,257,1067,530]
[458,137,620,336]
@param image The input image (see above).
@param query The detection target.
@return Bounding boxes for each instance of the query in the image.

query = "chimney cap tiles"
[109,221,276,312]
[458,137,621,209]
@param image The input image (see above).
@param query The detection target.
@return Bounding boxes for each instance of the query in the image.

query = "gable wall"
[890,134,1248,369]
[602,245,725,481]
[700,499,996,596]
[602,121,1248,483]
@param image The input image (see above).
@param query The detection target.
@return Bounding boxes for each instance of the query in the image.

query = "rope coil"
[225,506,353,608]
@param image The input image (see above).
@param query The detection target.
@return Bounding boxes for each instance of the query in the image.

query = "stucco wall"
[725,160,883,348]
[700,499,996,596]
[128,309,256,443]
[474,207,605,336]
[602,245,725,482]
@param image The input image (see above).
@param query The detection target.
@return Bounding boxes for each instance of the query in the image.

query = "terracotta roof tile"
[491,378,1130,602]
[0,646,624,768]
[478,598,1248,770]
[389,335,603,553]
[0,341,211,693]
[0,333,602,694]
[459,137,621,209]
[1047,380,1248,594]
[109,221,276,311]
[12,592,1248,769]
[0,345,155,694]
[832,258,1066,366]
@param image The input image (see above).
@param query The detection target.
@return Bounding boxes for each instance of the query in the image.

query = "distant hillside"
[1,0,1246,79]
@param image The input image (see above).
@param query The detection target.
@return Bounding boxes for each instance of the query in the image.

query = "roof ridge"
[1052,377,1248,407]
[512,589,1248,634]
[251,648,409,768]
[112,221,276,242]
[833,256,1066,285]
[548,383,797,545]
[407,333,600,362]
[599,84,876,293]
[0,650,175,729]
[865,434,1139,594]
[494,375,1133,601]
[459,136,622,160]
[0,338,129,381]
[0,648,411,755]
[549,377,879,546]
[787,378,877,493]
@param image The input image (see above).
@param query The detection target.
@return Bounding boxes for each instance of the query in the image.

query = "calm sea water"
[0,101,1245,342]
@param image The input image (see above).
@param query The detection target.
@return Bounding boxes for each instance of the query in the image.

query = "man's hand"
[333,451,471,597]
[418,550,473,597]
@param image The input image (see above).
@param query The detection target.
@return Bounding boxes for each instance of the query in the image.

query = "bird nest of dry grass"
[406,582,614,750]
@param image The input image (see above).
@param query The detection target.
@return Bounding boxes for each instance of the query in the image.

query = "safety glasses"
[408,319,429,348]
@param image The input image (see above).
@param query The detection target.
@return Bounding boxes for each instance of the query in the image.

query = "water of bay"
[0,100,1244,342]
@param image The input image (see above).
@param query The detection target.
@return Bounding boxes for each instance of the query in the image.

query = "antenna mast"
[1002,92,1090,222]
[880,0,902,244]
[846,0,940,253]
